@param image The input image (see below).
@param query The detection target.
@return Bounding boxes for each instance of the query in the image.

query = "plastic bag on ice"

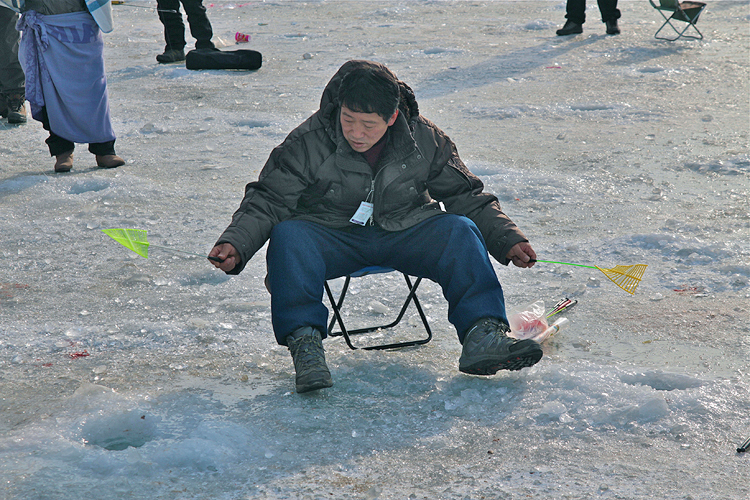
[508,300,549,341]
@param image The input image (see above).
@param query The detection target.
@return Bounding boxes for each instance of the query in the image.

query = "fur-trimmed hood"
[318,60,420,130]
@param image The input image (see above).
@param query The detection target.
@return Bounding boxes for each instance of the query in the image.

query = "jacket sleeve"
[418,119,529,266]
[215,142,310,275]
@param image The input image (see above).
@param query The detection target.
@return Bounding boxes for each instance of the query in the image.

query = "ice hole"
[81,410,160,451]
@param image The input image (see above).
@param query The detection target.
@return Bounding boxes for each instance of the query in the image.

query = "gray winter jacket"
[217,60,529,275]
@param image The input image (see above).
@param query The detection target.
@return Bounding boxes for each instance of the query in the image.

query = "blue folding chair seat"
[324,267,433,350]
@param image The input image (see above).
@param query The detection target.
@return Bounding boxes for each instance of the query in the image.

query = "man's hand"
[506,242,537,268]
[208,243,239,272]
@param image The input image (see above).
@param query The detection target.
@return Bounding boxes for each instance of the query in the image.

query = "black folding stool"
[324,267,433,350]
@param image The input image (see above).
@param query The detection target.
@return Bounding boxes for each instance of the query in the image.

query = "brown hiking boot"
[96,154,125,168]
[54,151,74,172]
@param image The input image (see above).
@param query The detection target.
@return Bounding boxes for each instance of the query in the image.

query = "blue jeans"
[266,215,508,345]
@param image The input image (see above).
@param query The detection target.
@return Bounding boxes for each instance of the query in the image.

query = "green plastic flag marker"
[102,228,222,261]
[102,228,150,258]
[531,259,648,295]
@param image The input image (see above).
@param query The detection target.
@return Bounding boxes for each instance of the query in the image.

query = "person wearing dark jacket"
[209,60,543,393]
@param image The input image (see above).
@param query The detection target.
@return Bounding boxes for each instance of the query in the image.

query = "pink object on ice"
[235,32,250,43]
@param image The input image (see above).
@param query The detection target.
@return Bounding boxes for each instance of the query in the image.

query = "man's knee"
[270,220,310,245]
[441,215,486,249]
[268,220,325,265]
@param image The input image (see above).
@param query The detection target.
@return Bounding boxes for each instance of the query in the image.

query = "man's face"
[340,105,398,153]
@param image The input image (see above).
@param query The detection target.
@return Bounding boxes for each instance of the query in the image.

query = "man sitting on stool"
[209,60,544,393]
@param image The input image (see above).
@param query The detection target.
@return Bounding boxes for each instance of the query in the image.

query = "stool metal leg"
[325,273,433,350]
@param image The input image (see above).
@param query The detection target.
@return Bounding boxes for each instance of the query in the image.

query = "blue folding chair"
[324,267,433,350]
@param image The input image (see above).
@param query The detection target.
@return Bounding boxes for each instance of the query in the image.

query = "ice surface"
[1,1,749,499]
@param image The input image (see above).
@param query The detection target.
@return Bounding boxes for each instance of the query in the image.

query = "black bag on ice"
[185,49,262,71]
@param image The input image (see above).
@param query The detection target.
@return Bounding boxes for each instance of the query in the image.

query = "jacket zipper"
[366,178,375,225]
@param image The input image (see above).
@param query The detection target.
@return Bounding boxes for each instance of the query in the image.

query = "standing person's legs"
[0,9,26,123]
[557,0,586,35]
[597,0,621,22]
[0,9,24,91]
[40,107,75,172]
[157,0,186,51]
[88,141,117,156]
[598,0,621,34]
[564,0,587,25]
[45,132,75,157]
[40,108,123,170]
[41,107,75,155]
[180,0,215,50]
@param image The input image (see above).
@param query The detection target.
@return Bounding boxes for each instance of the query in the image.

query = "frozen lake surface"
[1,1,748,498]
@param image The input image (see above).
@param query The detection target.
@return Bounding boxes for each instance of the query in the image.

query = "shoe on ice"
[5,94,26,124]
[54,150,74,173]
[605,19,620,35]
[287,326,333,393]
[556,20,583,36]
[459,318,543,375]
[156,49,185,63]
[96,154,125,169]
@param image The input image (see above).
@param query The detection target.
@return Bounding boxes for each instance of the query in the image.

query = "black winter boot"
[605,19,621,35]
[287,327,333,393]
[459,318,543,374]
[5,93,27,124]
[556,20,583,36]
[156,49,185,63]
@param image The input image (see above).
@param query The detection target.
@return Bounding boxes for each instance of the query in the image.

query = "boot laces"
[288,331,326,374]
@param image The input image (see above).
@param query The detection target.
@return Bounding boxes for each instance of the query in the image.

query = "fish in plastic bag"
[509,300,571,343]
[508,301,548,341]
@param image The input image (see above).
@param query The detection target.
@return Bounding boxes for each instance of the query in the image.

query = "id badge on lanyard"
[350,183,375,226]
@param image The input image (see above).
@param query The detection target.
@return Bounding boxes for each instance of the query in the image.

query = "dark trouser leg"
[45,133,75,157]
[157,0,186,51]
[0,9,25,91]
[41,107,74,156]
[267,221,371,345]
[266,215,507,346]
[88,141,117,156]
[597,0,621,22]
[40,107,116,156]
[180,0,214,50]
[564,0,586,25]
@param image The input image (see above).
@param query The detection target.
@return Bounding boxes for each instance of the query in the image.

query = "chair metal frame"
[649,0,707,41]
[324,268,433,350]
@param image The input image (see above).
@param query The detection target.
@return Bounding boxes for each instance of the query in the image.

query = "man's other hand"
[507,242,537,268]
[208,243,239,272]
